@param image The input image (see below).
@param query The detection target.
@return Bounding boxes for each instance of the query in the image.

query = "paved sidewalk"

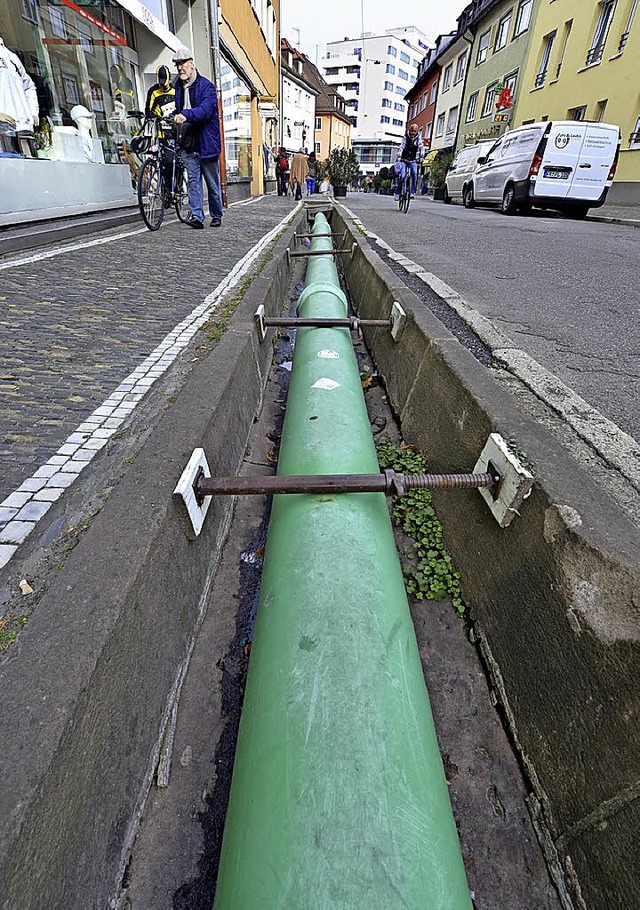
[0,196,297,552]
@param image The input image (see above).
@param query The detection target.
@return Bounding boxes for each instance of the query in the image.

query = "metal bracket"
[287,245,357,260]
[255,304,266,342]
[172,448,212,540]
[474,433,534,528]
[390,301,406,341]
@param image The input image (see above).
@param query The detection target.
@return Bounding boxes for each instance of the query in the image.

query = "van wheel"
[463,185,475,209]
[501,184,517,215]
[443,186,451,205]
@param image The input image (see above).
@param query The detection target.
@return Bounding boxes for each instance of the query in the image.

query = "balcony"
[534,70,547,88]
[585,42,605,65]
[629,130,640,146]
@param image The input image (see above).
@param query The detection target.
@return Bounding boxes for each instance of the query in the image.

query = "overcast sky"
[280,0,470,63]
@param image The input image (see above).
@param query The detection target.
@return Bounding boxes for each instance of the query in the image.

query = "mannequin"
[70,103,98,161]
[0,36,39,135]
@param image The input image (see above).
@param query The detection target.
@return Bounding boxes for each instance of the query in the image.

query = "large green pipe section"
[213,213,472,908]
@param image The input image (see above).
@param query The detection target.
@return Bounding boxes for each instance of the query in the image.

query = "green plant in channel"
[324,146,360,188]
[377,440,464,614]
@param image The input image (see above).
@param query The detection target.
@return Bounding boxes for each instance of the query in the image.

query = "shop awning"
[423,150,439,166]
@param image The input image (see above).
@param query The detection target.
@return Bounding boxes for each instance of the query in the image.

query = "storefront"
[0,0,180,219]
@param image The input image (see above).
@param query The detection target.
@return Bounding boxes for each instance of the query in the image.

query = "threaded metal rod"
[195,469,498,502]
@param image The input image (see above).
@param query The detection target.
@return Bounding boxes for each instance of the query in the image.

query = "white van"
[465,120,621,217]
[443,141,495,204]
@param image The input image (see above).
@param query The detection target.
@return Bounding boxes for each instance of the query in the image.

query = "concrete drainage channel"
[0,202,637,909]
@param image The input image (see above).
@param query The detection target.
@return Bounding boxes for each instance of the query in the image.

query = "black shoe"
[186,216,204,229]
[210,217,222,227]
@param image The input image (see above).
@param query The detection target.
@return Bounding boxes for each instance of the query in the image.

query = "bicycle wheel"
[401,175,411,213]
[138,157,165,231]
[174,163,190,223]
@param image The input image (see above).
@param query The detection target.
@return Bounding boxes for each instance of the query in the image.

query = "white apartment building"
[323,26,431,175]
[281,40,318,154]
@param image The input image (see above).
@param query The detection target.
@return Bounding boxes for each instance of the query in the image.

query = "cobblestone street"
[0,197,296,563]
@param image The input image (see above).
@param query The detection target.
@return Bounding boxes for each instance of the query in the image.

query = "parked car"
[443,141,495,205]
[463,120,621,218]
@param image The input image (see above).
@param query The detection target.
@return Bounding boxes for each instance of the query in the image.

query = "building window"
[435,113,445,136]
[494,12,512,51]
[629,114,640,145]
[384,81,394,91]
[569,105,587,121]
[556,20,573,78]
[393,118,403,126]
[596,99,608,121]
[477,29,491,64]
[535,31,556,87]
[396,86,405,95]
[430,81,439,102]
[619,0,638,50]
[382,98,392,108]
[325,67,340,75]
[346,65,360,75]
[454,50,468,84]
[315,141,321,153]
[482,82,498,117]
[388,45,397,57]
[400,51,410,63]
[504,71,518,96]
[398,69,409,80]
[394,102,405,112]
[386,63,395,74]
[514,0,533,36]
[316,116,322,129]
[20,0,38,22]
[442,63,453,91]
[587,0,616,65]
[413,59,420,67]
[446,106,458,137]
[348,115,357,127]
[381,115,390,123]
[466,91,479,122]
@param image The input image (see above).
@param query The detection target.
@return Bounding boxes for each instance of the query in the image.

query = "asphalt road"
[344,194,639,441]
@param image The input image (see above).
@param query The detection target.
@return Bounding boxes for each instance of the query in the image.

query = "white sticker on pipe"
[317,350,340,359]
[311,378,341,391]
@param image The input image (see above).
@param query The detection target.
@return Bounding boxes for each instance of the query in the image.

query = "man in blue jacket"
[173,47,223,229]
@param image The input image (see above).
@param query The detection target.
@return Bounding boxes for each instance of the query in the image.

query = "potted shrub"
[325,147,360,197]
[429,150,454,201]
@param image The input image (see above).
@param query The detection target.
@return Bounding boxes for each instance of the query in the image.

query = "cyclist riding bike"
[394,123,424,201]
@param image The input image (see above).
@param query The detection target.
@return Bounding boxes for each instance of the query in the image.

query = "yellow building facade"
[516,0,640,203]
[219,0,280,197]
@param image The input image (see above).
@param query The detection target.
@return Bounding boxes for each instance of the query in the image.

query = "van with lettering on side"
[464,120,621,218]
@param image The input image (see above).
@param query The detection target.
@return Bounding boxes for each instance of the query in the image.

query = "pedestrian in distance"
[172,47,223,229]
[395,122,424,200]
[305,151,317,195]
[289,147,308,201]
[275,147,289,196]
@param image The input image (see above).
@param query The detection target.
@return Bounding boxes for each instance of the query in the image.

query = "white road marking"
[0,227,149,271]
[0,203,302,569]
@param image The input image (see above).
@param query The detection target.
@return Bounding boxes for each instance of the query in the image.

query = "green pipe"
[213,213,472,909]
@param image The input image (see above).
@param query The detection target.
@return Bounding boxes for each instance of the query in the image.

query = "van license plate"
[544,168,570,179]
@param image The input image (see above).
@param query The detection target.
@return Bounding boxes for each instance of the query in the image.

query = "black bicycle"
[130,112,190,231]
[398,160,412,214]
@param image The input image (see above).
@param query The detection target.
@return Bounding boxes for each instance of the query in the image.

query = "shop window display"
[220,56,252,179]
[0,0,141,164]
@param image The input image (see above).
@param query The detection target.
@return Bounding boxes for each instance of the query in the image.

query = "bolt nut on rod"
[193,467,500,506]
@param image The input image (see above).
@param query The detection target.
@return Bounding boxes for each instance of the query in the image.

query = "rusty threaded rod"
[194,469,499,503]
[263,317,392,329]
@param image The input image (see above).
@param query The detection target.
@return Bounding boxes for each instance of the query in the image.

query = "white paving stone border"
[0,203,302,570]
[338,203,640,491]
